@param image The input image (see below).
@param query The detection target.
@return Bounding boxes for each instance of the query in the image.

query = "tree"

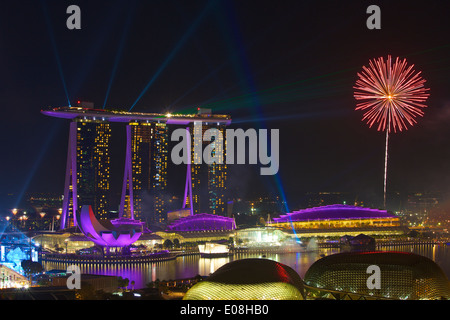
[21,260,43,278]
[163,239,173,249]
[408,230,420,238]
[118,276,130,291]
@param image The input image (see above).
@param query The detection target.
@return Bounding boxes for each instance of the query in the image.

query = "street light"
[52,214,61,232]
[11,209,17,229]
[65,239,69,259]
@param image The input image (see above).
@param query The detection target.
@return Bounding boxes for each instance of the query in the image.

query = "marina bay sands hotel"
[41,102,232,229]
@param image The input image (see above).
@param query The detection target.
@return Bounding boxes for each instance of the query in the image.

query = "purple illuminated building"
[42,105,234,248]
[165,129,236,233]
[273,204,397,223]
[41,105,231,230]
[167,213,236,232]
[271,204,404,236]
[76,205,144,247]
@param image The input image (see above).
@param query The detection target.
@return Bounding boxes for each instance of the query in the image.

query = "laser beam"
[41,1,71,106]
[14,122,62,209]
[103,3,136,108]
[129,1,216,111]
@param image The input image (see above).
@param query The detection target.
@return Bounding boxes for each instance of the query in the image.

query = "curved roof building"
[76,205,144,247]
[166,213,236,232]
[274,204,396,222]
[271,204,405,237]
[304,251,450,300]
[184,258,305,300]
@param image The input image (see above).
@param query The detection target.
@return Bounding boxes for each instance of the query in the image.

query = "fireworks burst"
[354,55,430,133]
[354,55,430,208]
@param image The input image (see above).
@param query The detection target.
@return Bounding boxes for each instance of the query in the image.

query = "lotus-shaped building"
[76,205,144,247]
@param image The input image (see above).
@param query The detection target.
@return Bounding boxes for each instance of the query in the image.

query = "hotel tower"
[190,108,227,216]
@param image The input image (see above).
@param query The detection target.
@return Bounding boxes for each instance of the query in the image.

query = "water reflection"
[41,244,450,290]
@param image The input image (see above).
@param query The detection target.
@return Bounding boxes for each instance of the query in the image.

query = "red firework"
[354,55,430,132]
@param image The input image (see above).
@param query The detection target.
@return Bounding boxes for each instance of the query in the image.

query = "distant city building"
[26,193,63,209]
[406,192,442,212]
[231,195,286,218]
[305,192,354,208]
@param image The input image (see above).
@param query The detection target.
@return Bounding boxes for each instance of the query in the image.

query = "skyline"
[2,1,450,213]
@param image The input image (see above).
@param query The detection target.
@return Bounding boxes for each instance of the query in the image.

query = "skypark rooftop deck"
[41,106,232,125]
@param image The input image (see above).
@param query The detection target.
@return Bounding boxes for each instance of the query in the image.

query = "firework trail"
[354,55,430,208]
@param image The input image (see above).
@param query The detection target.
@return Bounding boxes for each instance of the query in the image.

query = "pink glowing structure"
[354,55,430,208]
[76,205,143,248]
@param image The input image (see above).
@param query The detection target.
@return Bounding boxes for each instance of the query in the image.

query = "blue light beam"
[41,1,71,107]
[103,4,136,108]
[14,122,62,209]
[129,0,216,111]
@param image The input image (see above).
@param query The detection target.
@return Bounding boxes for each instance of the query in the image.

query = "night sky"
[2,0,450,212]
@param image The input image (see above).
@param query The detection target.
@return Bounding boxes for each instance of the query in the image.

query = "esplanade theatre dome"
[304,251,450,300]
[184,258,305,300]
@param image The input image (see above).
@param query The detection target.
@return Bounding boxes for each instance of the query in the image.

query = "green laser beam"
[171,43,450,114]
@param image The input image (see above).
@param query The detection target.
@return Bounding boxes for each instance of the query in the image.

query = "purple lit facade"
[273,204,397,223]
[76,205,143,247]
[182,126,194,216]
[72,126,145,248]
[167,213,236,232]
[43,106,231,231]
[119,124,135,219]
[166,129,235,232]
[60,121,78,229]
